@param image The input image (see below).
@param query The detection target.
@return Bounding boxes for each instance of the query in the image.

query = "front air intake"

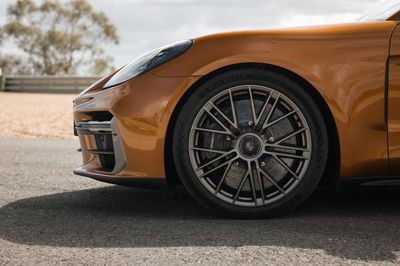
[75,113,126,174]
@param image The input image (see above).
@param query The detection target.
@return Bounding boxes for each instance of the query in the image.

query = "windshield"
[358,0,400,21]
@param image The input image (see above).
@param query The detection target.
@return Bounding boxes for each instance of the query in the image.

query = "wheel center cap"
[238,134,262,158]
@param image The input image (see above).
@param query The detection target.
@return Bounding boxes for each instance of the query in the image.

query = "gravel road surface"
[0,92,74,139]
[1,138,400,265]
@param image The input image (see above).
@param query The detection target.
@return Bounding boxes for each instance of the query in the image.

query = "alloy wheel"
[188,85,312,207]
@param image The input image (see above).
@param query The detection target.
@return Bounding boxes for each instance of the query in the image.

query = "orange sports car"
[73,1,400,218]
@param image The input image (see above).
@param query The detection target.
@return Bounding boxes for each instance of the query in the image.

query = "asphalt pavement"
[1,138,400,265]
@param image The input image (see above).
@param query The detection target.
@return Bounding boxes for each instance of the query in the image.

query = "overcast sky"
[0,0,383,69]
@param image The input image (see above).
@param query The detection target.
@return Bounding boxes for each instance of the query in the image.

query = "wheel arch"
[164,62,340,187]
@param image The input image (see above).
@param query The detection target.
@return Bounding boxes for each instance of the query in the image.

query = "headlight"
[103,40,193,89]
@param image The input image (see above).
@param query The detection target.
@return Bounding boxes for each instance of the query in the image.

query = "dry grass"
[0,92,75,139]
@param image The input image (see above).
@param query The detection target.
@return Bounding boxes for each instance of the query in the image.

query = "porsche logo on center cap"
[239,135,262,157]
[244,141,256,152]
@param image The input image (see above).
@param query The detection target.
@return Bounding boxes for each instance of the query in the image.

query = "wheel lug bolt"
[248,121,254,126]
[234,161,239,166]
[226,136,231,141]
[260,162,266,167]
[269,137,274,142]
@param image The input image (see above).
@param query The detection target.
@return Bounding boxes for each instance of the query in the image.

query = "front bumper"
[73,108,168,188]
[72,71,200,183]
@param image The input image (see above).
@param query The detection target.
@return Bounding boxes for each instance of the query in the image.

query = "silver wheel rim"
[188,85,312,207]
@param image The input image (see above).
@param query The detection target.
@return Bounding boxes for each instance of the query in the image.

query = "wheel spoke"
[248,86,257,125]
[261,93,280,131]
[208,102,240,131]
[200,158,235,178]
[196,150,235,171]
[254,162,265,205]
[274,127,308,145]
[264,109,299,129]
[248,162,258,205]
[270,154,300,180]
[203,108,235,136]
[265,150,309,160]
[233,168,250,203]
[215,161,233,194]
[229,89,239,128]
[259,167,286,195]
[267,143,310,152]
[191,147,227,154]
[192,127,230,135]
[255,91,272,126]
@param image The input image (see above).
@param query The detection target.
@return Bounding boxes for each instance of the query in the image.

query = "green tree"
[0,54,32,75]
[0,0,119,75]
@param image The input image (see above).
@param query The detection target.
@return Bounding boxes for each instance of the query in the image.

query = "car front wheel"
[173,68,328,218]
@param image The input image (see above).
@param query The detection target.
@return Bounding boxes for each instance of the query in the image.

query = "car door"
[388,23,400,174]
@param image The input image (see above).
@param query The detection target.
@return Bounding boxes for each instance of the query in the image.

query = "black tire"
[173,68,328,218]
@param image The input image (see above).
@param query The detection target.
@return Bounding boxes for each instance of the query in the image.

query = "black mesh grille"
[94,134,115,171]
[90,111,114,122]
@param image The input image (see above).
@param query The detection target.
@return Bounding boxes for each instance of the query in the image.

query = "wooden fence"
[3,76,100,93]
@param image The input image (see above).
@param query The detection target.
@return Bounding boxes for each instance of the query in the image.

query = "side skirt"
[337,176,400,188]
